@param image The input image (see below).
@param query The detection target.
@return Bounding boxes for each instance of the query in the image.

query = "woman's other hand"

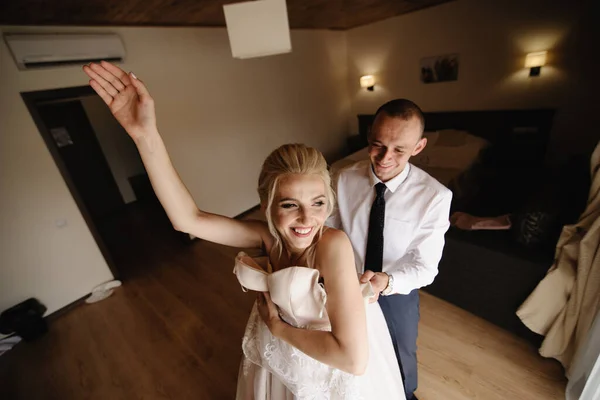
[257,292,283,336]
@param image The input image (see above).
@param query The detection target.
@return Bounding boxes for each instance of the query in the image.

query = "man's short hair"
[373,99,425,135]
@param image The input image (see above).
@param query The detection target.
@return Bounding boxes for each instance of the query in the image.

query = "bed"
[331,109,567,343]
[335,109,556,211]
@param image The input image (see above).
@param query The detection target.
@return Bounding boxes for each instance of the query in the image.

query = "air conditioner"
[3,33,126,70]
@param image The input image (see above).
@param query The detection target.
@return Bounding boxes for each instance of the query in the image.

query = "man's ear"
[412,137,427,156]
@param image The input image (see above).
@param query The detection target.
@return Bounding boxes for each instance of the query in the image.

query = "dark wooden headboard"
[357,109,556,165]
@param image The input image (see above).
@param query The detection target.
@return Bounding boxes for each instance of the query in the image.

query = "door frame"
[21,86,119,279]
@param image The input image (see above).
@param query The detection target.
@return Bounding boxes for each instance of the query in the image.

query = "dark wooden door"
[37,100,124,221]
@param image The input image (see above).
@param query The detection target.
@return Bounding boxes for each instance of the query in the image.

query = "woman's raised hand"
[83,61,156,140]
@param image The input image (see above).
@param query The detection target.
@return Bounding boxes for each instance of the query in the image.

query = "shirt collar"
[367,163,410,193]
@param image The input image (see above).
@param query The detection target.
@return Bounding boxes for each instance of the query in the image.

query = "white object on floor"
[85,280,122,304]
[0,335,22,357]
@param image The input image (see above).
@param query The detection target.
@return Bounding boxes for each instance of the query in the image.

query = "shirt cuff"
[388,268,433,295]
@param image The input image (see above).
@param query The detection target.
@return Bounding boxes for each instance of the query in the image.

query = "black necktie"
[365,182,387,273]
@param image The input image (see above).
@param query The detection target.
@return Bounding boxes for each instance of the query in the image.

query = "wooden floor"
[0,204,566,399]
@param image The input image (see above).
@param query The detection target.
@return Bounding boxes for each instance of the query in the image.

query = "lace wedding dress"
[233,252,405,400]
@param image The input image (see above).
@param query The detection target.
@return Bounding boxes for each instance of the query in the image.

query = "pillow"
[435,129,468,147]
[412,129,489,171]
[422,131,439,146]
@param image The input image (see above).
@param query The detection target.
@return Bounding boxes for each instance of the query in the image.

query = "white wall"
[127,28,350,216]
[81,96,145,204]
[346,0,598,161]
[0,25,350,314]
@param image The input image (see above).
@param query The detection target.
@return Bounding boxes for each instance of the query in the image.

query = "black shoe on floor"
[407,395,419,400]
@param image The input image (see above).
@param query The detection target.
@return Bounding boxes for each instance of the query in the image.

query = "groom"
[329,99,452,400]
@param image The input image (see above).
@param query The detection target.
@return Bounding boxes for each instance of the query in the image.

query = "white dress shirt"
[329,160,452,295]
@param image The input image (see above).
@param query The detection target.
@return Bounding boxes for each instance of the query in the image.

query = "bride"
[83,61,405,400]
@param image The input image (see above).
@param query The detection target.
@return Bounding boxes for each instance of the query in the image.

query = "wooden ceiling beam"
[0,0,454,30]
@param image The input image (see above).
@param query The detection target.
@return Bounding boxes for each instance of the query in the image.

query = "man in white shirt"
[329,99,452,400]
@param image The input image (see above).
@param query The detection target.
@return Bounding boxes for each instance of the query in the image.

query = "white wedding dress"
[233,252,405,400]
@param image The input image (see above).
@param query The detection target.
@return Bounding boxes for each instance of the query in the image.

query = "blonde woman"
[83,61,404,400]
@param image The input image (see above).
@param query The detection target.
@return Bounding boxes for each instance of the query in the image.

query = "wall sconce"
[525,51,547,77]
[360,75,375,91]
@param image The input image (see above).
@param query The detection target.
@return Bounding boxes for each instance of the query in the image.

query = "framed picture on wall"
[420,53,459,84]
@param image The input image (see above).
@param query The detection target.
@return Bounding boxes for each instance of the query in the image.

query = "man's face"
[368,113,427,182]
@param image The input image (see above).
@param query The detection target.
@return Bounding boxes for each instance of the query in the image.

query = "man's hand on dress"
[360,270,390,303]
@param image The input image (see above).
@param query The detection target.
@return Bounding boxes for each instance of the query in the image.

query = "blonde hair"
[257,143,335,263]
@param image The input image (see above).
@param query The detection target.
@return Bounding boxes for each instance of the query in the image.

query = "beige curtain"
[517,141,600,375]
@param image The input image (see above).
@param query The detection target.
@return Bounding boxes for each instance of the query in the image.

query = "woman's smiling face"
[271,174,329,253]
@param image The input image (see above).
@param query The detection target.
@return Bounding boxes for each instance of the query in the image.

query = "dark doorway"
[21,86,121,278]
[37,100,125,222]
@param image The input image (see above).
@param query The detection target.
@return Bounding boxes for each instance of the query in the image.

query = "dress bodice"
[234,252,374,330]
[234,252,331,329]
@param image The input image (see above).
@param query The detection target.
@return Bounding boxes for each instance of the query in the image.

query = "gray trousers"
[378,289,420,399]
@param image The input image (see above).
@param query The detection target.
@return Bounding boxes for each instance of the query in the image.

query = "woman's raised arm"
[83,61,270,249]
